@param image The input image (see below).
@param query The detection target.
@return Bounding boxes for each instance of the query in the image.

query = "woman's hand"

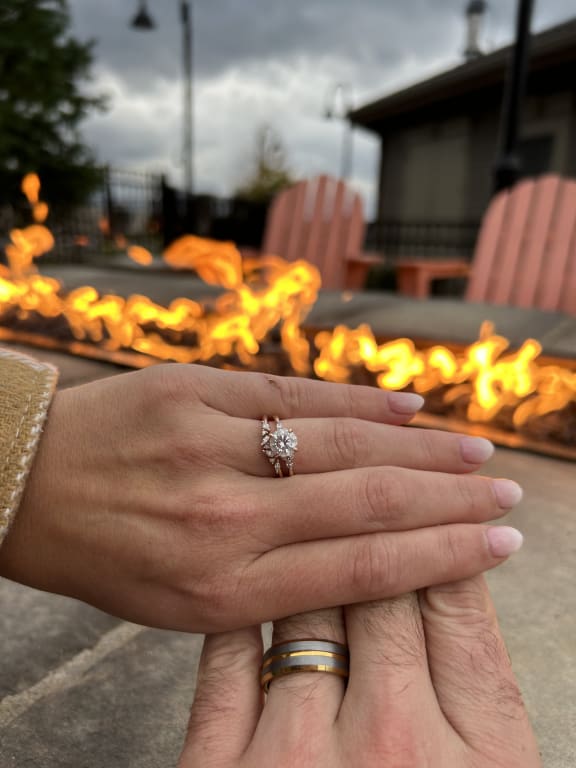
[181,575,541,767]
[0,364,522,632]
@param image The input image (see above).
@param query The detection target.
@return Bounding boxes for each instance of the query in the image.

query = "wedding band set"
[261,416,298,478]
[260,640,350,693]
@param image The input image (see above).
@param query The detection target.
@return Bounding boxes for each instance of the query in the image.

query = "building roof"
[351,17,576,129]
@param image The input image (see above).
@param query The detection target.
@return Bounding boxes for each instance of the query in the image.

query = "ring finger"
[260,608,348,729]
[221,416,495,477]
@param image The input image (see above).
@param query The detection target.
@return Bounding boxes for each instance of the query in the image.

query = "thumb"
[179,626,263,768]
[419,575,540,765]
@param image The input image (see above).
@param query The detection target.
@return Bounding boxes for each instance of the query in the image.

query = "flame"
[1,175,575,435]
[314,320,576,426]
[5,226,55,278]
[21,174,41,205]
[164,235,243,289]
[99,217,111,236]
[127,245,154,266]
[0,176,319,375]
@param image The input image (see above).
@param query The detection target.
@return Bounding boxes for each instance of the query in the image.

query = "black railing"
[1,170,482,271]
[0,168,166,265]
[366,219,480,261]
[23,169,269,264]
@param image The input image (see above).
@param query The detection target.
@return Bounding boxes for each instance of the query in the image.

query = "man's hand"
[181,576,541,767]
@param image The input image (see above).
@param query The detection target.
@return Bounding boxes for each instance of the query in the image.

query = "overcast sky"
[69,0,575,214]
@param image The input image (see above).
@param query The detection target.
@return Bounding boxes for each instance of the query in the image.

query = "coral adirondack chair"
[252,175,383,290]
[396,174,576,316]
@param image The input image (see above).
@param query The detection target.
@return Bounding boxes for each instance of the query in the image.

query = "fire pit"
[1,175,576,459]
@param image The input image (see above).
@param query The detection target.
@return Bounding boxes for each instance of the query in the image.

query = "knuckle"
[331,419,370,467]
[341,383,358,416]
[347,537,396,598]
[361,469,406,527]
[416,428,439,466]
[185,571,232,627]
[454,475,484,518]
[168,424,223,473]
[281,741,324,768]
[146,363,192,408]
[266,374,304,416]
[424,579,492,624]
[439,526,466,571]
[167,429,202,469]
[181,487,249,537]
[362,722,424,767]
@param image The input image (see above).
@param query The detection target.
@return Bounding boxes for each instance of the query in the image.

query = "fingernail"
[460,436,495,464]
[486,526,524,558]
[492,479,523,509]
[388,392,425,414]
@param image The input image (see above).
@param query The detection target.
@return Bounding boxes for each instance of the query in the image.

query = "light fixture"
[130,1,156,31]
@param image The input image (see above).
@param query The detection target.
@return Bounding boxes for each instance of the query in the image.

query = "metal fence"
[0,168,165,265]
[28,169,267,264]
[52,168,164,263]
[1,169,482,269]
[366,219,480,262]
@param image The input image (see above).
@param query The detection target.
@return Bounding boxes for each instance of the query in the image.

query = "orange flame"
[5,226,55,278]
[99,217,111,236]
[127,245,154,266]
[21,174,41,205]
[1,174,575,433]
[314,321,576,426]
[163,235,243,290]
[0,177,319,374]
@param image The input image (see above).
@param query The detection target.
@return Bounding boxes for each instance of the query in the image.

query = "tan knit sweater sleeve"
[0,346,58,547]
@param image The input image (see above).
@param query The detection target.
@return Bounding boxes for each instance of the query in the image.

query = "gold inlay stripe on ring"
[260,664,349,691]
[261,650,348,669]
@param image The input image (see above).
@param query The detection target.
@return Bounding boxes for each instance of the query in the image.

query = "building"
[351,17,576,258]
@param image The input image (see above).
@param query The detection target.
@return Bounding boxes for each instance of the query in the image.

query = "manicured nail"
[492,479,524,508]
[460,436,495,464]
[487,526,524,558]
[388,392,425,414]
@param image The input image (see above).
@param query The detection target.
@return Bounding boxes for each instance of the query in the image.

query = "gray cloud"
[72,0,575,89]
[68,0,576,206]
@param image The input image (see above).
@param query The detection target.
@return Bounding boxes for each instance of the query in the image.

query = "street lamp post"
[493,0,535,192]
[180,1,193,199]
[130,0,194,199]
[325,83,354,181]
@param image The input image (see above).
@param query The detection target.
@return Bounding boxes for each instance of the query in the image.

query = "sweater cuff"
[0,346,58,548]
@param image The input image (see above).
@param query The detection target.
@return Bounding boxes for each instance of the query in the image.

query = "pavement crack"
[0,622,144,729]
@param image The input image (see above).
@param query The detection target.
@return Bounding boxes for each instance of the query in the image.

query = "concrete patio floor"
[0,266,575,766]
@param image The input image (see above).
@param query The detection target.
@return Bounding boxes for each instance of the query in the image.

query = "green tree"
[236,124,295,202]
[0,0,106,209]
